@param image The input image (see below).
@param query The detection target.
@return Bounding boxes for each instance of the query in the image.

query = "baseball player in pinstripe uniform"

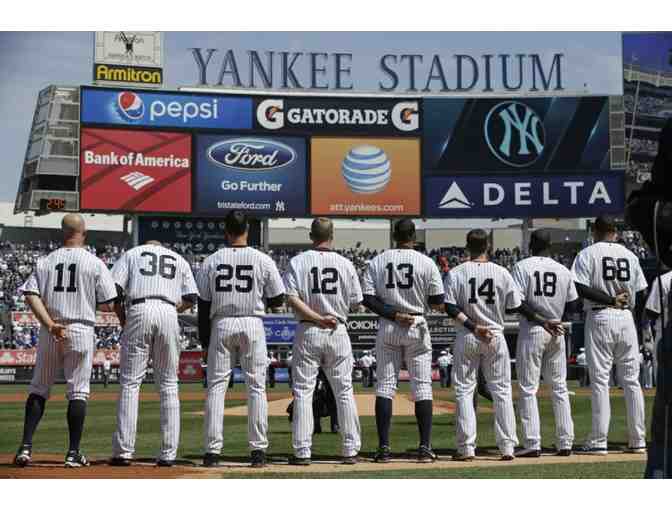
[197,211,285,468]
[444,229,562,461]
[362,219,444,463]
[511,230,579,457]
[644,268,672,382]
[109,241,199,467]
[13,214,117,468]
[572,216,648,455]
[283,218,363,465]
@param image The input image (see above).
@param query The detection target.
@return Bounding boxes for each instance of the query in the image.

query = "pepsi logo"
[207,138,296,172]
[117,91,144,121]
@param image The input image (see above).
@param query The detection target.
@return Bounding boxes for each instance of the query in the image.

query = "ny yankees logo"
[484,101,546,168]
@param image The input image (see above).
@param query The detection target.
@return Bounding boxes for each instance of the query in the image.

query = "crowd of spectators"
[628,137,659,156]
[624,93,672,118]
[0,230,655,350]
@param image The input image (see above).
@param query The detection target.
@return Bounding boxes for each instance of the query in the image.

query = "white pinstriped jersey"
[111,244,198,304]
[511,256,578,326]
[444,261,521,331]
[283,249,363,323]
[19,247,117,324]
[571,242,648,309]
[196,246,285,317]
[361,249,444,314]
[645,270,672,339]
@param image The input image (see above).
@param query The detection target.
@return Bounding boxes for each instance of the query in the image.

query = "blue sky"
[0,31,638,203]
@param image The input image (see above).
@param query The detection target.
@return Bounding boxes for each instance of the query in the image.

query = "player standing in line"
[109,241,199,467]
[362,219,445,463]
[444,229,561,461]
[511,230,579,457]
[571,215,647,454]
[197,211,285,468]
[283,218,363,465]
[13,214,117,468]
[644,268,672,384]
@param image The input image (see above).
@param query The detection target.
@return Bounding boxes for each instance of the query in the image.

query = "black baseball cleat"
[250,450,266,468]
[624,446,647,454]
[13,445,32,467]
[203,453,221,467]
[342,455,360,465]
[374,445,392,463]
[156,459,174,467]
[64,450,90,468]
[109,457,132,467]
[557,449,572,457]
[576,445,608,456]
[418,445,438,463]
[515,448,541,458]
[501,454,515,461]
[289,456,311,466]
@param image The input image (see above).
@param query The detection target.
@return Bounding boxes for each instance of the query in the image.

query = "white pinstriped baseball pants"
[516,325,574,450]
[29,323,95,401]
[375,317,433,402]
[453,332,518,456]
[292,322,361,459]
[112,302,181,462]
[205,316,268,453]
[585,309,646,449]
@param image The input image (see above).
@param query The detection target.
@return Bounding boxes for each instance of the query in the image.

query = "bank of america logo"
[484,101,545,168]
[120,171,154,190]
[439,182,472,209]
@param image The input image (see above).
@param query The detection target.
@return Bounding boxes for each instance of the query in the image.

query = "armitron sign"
[93,63,163,86]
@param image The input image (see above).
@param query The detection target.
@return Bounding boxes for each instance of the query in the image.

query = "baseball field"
[0,380,652,479]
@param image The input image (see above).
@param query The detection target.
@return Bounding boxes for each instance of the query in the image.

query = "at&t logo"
[484,101,545,168]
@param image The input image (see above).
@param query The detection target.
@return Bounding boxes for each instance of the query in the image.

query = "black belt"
[130,297,175,307]
[591,307,607,312]
[300,318,346,326]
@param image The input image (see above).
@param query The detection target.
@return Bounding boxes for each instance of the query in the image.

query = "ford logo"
[207,138,296,172]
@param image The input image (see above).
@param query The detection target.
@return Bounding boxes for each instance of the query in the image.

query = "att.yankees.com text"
[329,203,405,214]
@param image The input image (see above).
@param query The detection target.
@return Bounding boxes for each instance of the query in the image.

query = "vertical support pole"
[262,218,270,251]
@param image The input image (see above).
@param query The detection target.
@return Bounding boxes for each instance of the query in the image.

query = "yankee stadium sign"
[185,32,624,96]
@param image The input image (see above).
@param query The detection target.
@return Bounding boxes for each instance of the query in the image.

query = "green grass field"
[0,382,652,478]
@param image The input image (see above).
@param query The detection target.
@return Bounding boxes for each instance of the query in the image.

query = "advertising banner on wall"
[423,96,611,174]
[423,172,625,218]
[194,135,308,217]
[80,128,192,213]
[137,216,262,252]
[254,97,420,134]
[310,137,421,216]
[80,87,252,130]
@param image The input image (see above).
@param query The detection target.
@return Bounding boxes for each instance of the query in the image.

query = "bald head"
[62,213,86,236]
[145,240,162,246]
[310,218,334,245]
